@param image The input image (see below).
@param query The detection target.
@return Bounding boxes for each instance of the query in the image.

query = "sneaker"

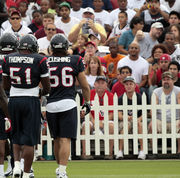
[13,166,22,178]
[58,172,68,178]
[56,168,59,178]
[116,150,123,160]
[4,168,13,177]
[29,169,34,178]
[104,155,113,160]
[138,151,146,160]
[81,155,94,160]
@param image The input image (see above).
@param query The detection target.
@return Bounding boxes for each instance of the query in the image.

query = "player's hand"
[82,101,91,115]
[4,118,11,132]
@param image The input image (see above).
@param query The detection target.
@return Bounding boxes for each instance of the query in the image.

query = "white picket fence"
[38,92,180,157]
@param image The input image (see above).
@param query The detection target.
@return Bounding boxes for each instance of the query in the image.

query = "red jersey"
[90,89,113,120]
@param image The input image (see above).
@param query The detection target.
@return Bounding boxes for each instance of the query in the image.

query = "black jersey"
[47,55,84,103]
[2,52,49,89]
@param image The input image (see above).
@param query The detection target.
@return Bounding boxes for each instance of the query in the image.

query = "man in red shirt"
[112,66,140,97]
[81,76,114,159]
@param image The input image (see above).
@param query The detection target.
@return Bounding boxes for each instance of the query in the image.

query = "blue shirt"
[118,29,134,50]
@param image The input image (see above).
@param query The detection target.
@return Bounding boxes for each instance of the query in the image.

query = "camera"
[82,19,91,34]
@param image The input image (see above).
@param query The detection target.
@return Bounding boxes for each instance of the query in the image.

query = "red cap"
[85,41,96,48]
[10,10,21,17]
[159,54,171,61]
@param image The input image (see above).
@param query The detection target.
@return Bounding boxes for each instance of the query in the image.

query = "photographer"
[68,7,107,44]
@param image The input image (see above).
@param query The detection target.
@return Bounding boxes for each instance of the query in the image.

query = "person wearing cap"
[68,7,107,44]
[117,75,146,160]
[55,2,80,37]
[133,21,164,59]
[148,71,180,153]
[150,53,171,87]
[81,75,114,160]
[2,10,32,38]
[135,0,169,32]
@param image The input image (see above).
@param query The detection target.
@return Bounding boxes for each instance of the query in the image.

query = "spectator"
[85,56,104,88]
[105,0,136,32]
[81,76,114,160]
[35,13,64,39]
[0,0,8,28]
[117,76,146,160]
[133,22,164,59]
[83,41,107,73]
[82,0,113,11]
[158,61,180,87]
[55,2,80,37]
[37,23,56,51]
[71,34,88,57]
[163,32,180,63]
[117,43,149,92]
[103,41,125,83]
[70,0,84,20]
[112,66,140,97]
[48,0,57,15]
[148,71,180,153]
[28,10,43,33]
[16,0,31,25]
[93,0,110,28]
[118,16,144,55]
[169,24,180,47]
[160,0,180,14]
[3,10,32,38]
[40,0,50,15]
[109,11,130,39]
[68,7,107,44]
[135,0,169,32]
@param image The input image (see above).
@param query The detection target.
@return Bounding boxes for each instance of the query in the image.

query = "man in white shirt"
[117,43,149,90]
[55,2,80,37]
[160,0,180,14]
[37,23,57,51]
[3,10,32,38]
[70,0,84,20]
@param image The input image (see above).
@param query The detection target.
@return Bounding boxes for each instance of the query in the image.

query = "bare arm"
[0,82,9,118]
[77,71,90,102]
[2,76,11,91]
[118,111,123,121]
[118,45,128,55]
[139,75,148,88]
[40,76,51,96]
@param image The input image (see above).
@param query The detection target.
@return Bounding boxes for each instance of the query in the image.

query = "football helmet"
[18,34,38,53]
[0,33,19,52]
[50,34,69,52]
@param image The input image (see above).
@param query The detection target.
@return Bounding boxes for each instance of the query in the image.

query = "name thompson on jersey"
[8,56,34,63]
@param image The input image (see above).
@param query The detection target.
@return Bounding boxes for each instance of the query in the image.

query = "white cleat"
[13,166,22,178]
[56,168,59,178]
[58,172,68,178]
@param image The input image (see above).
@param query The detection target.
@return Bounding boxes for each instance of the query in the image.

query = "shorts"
[8,97,41,146]
[118,120,133,133]
[156,119,180,133]
[46,107,77,139]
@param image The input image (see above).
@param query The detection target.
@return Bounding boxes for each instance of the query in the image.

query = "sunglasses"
[11,17,20,20]
[47,28,56,31]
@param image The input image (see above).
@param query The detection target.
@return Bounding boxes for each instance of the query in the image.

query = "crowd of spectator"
[1,0,180,161]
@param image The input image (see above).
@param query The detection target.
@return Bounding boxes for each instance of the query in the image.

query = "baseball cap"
[83,7,94,15]
[95,76,107,82]
[85,41,96,48]
[151,22,164,29]
[59,2,71,10]
[10,10,21,17]
[159,54,171,61]
[123,76,136,83]
[88,33,101,41]
[162,71,173,79]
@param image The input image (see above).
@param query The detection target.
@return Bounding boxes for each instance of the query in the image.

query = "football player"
[0,33,19,178]
[2,34,50,178]
[46,34,91,178]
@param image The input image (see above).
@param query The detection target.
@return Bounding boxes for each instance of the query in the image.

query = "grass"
[10,160,180,178]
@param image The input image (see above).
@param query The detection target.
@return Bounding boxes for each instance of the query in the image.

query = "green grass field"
[9,160,180,178]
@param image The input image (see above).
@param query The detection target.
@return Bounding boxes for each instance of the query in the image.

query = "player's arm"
[2,75,11,91]
[77,71,90,103]
[40,76,51,96]
[0,81,9,118]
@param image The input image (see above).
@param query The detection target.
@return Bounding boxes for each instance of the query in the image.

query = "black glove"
[82,101,91,115]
